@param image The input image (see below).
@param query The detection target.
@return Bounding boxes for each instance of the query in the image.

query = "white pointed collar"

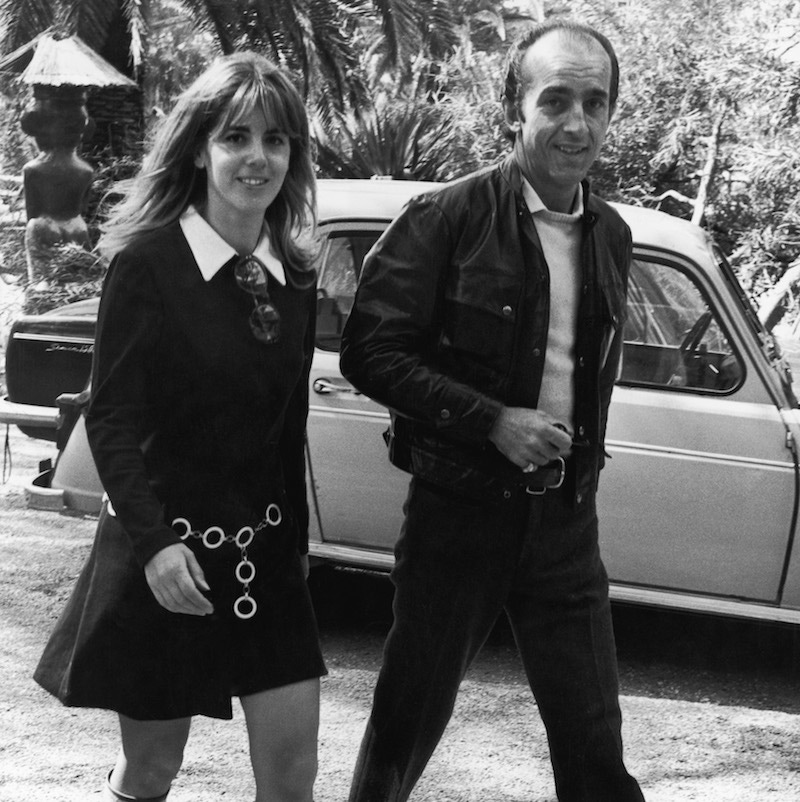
[179,205,286,286]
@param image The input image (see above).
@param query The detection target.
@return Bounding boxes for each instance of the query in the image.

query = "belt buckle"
[525,457,565,495]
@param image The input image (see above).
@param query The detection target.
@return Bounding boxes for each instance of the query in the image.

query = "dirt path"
[0,428,799,801]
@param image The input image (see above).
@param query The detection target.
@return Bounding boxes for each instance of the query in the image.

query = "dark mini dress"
[34,220,326,721]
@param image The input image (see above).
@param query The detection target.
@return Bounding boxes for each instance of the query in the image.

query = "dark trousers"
[348,477,645,802]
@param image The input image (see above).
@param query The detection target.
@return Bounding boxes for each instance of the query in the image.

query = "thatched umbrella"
[1,31,142,159]
[20,33,137,89]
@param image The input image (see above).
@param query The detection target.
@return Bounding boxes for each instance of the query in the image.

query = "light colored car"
[4,178,800,625]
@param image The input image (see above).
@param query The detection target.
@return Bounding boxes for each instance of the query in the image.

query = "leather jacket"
[340,156,631,507]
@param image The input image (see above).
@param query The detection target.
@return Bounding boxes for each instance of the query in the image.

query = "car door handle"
[313,377,362,395]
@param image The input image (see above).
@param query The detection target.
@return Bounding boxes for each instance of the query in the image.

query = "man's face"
[505,30,613,211]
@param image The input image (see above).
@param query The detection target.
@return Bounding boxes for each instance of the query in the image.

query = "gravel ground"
[1,427,799,802]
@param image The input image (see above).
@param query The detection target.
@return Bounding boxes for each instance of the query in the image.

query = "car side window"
[315,231,382,351]
[620,258,743,392]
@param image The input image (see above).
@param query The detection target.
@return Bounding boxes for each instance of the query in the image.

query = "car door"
[599,246,798,603]
[306,221,799,604]
[305,222,405,565]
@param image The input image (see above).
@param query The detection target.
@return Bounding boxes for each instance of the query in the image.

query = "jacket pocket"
[440,262,518,370]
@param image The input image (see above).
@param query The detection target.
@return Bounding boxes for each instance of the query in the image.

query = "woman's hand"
[144,543,214,616]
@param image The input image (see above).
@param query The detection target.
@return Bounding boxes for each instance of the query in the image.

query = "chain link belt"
[171,503,283,620]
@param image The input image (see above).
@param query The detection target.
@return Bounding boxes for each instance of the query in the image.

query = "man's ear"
[502,97,522,134]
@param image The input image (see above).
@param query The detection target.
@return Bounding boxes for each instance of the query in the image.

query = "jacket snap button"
[440,409,451,420]
[577,493,584,505]
[533,348,541,358]
[502,305,512,316]
[578,425,585,436]
[578,356,585,368]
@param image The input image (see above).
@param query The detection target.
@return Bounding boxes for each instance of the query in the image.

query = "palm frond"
[65,0,118,53]
[176,0,242,54]
[122,0,147,76]
[230,0,367,112]
[0,0,54,53]
[419,0,460,60]
[314,99,455,180]
[369,0,423,66]
[305,0,368,107]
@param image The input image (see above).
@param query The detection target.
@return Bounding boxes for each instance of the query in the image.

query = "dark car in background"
[4,178,800,626]
[3,297,95,442]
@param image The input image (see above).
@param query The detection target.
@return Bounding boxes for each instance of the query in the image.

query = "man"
[339,19,645,802]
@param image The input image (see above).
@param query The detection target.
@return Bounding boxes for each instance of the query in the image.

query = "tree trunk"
[691,110,725,226]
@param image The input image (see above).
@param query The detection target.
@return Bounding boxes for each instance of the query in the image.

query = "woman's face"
[195,105,292,231]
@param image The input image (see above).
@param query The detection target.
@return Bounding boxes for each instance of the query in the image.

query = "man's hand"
[144,543,214,616]
[488,407,573,470]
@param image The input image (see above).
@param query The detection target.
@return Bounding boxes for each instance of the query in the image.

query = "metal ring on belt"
[170,503,283,619]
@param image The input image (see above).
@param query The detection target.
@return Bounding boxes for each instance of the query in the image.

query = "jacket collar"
[179,205,286,286]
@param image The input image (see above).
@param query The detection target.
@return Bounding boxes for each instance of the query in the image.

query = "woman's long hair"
[97,52,317,284]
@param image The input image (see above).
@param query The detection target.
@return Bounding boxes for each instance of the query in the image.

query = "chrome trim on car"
[608,584,800,625]
[308,541,800,624]
[309,406,390,420]
[308,542,395,571]
[607,440,794,472]
[0,396,59,428]
[11,331,94,346]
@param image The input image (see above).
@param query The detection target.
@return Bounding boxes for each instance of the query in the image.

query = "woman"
[34,52,326,802]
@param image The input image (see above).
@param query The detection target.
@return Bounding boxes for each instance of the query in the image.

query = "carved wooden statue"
[21,86,94,284]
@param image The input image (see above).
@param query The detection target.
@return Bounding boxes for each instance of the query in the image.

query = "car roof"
[317,178,442,223]
[52,181,717,319]
[318,178,716,268]
[611,201,715,268]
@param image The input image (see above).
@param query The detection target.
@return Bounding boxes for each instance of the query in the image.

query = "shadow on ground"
[309,565,800,715]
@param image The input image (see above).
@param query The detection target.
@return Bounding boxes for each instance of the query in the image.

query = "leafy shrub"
[23,241,105,314]
[0,223,25,279]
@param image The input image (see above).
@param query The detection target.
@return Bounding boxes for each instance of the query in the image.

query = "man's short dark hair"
[502,19,620,118]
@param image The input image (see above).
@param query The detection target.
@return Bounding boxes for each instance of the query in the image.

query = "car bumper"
[0,396,59,429]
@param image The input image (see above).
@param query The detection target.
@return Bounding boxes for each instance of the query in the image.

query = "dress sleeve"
[279,287,316,555]
[85,249,181,567]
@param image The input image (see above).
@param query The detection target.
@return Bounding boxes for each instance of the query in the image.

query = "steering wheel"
[679,311,713,356]
[678,311,714,386]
